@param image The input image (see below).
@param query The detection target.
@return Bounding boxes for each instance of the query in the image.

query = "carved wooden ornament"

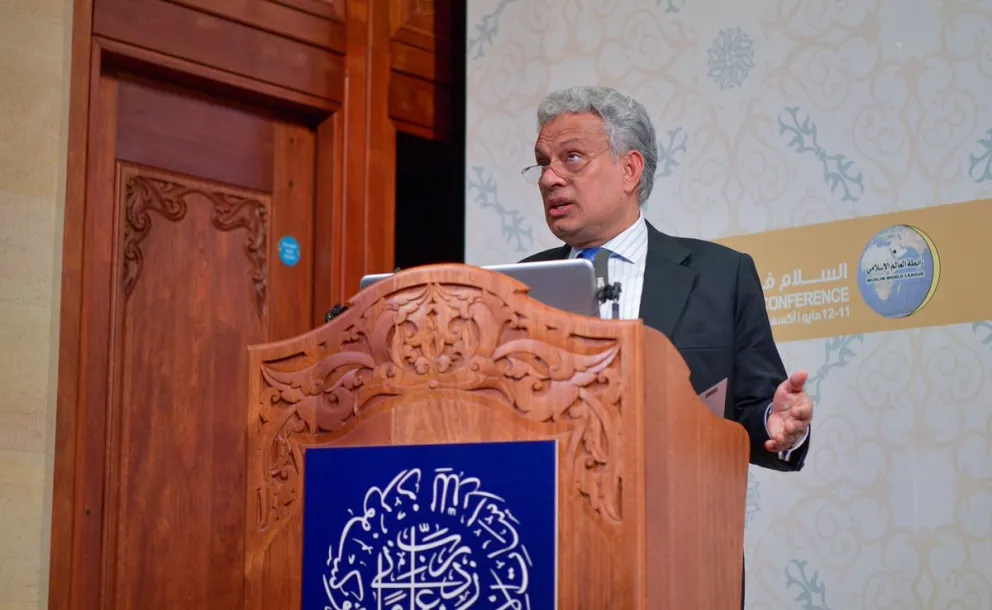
[248,265,627,547]
[121,164,269,314]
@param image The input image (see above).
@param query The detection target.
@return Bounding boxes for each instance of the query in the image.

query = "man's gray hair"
[537,86,658,205]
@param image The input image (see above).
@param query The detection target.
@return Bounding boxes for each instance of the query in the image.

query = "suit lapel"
[527,244,570,262]
[639,223,697,338]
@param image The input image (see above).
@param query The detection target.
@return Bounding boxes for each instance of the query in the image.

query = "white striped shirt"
[567,214,648,320]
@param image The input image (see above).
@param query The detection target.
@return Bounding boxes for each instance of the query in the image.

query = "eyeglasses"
[521,148,609,184]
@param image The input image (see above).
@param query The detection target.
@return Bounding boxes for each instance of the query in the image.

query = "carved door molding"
[121,164,271,313]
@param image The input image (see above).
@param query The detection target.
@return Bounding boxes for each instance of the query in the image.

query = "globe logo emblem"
[856,224,940,319]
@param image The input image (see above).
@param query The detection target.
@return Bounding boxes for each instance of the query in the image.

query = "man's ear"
[622,150,645,197]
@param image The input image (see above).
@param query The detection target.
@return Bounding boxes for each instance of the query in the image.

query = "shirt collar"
[569,214,647,264]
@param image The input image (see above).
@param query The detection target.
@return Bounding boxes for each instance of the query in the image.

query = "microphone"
[591,249,622,320]
[325,267,401,324]
[324,303,348,322]
[592,248,611,293]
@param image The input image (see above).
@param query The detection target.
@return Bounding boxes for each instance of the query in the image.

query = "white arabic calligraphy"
[762,262,849,292]
[322,468,533,610]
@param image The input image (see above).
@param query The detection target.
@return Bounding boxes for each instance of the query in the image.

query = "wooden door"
[80,72,323,610]
[46,0,457,608]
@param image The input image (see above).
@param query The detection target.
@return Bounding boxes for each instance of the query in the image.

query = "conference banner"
[716,199,992,342]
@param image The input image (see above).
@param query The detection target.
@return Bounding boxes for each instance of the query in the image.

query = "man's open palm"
[766,370,814,453]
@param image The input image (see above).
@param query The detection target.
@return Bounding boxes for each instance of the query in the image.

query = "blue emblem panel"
[301,440,558,610]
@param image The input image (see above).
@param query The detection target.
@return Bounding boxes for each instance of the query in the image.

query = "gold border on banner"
[714,199,992,343]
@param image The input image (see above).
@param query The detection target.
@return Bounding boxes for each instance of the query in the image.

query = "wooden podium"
[243,264,750,609]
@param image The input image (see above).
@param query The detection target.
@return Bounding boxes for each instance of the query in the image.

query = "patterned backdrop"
[464,0,992,607]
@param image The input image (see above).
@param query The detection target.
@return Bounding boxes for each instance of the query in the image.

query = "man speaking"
[519,86,814,606]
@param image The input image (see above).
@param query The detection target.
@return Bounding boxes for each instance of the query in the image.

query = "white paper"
[697,378,728,417]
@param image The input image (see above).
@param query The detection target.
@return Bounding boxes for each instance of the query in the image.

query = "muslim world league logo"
[857,224,940,319]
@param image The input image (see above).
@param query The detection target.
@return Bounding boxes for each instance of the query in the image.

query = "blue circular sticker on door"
[278,235,301,267]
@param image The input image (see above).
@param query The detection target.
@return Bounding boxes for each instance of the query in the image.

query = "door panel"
[114,162,266,610]
[86,69,321,610]
[270,121,318,339]
[93,0,345,101]
[169,0,345,49]
[388,0,457,139]
[112,73,316,337]
[116,77,276,192]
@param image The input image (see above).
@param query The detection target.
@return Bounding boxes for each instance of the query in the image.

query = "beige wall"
[0,0,73,608]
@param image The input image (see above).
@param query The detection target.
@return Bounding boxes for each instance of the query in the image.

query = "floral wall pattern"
[465,0,992,607]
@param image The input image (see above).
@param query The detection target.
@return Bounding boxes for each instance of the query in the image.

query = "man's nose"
[539,165,566,189]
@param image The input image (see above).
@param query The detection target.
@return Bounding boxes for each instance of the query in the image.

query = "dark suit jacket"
[521,220,809,471]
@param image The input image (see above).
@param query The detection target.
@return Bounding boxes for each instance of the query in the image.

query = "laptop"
[358,259,600,317]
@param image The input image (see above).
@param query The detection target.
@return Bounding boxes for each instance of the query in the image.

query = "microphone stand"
[591,249,622,320]
[596,282,622,320]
